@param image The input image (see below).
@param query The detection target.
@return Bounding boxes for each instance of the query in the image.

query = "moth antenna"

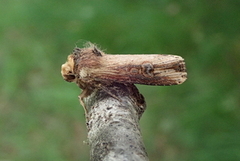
[84,41,94,48]
[75,39,88,48]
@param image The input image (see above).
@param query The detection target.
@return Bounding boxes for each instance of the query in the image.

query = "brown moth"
[61,44,187,86]
[61,43,187,112]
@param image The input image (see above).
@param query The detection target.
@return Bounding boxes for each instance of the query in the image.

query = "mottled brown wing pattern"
[61,45,187,87]
[83,54,187,86]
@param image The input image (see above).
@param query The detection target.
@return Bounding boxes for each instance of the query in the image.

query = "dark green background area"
[1,1,239,160]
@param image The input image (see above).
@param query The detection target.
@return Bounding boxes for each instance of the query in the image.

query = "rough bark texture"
[81,83,149,161]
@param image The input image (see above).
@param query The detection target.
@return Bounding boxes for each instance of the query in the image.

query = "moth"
[62,44,187,85]
[61,43,187,112]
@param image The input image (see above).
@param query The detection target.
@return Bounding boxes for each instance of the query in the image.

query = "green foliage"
[1,0,239,160]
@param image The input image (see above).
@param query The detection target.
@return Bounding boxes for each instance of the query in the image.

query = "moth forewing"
[61,46,187,87]
[86,54,187,86]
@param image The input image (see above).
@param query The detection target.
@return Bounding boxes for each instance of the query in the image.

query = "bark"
[81,83,149,161]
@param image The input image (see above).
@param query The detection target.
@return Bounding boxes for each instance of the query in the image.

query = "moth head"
[61,55,76,82]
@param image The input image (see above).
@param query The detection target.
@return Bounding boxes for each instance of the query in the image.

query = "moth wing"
[87,54,187,86]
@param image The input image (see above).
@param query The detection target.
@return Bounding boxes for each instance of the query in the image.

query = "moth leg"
[98,84,122,102]
[78,89,89,116]
[83,79,122,102]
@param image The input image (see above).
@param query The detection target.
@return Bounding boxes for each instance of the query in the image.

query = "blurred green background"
[1,0,240,160]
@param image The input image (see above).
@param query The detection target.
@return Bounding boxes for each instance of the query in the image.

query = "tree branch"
[81,83,149,161]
